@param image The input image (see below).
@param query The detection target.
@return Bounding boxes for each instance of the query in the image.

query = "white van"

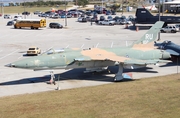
[14,15,23,21]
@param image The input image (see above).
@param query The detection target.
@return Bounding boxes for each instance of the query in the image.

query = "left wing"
[66,55,168,69]
[66,48,168,69]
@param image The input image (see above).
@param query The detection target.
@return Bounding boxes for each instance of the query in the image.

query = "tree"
[75,0,89,7]
[9,3,14,6]
[15,2,20,6]
[109,3,120,11]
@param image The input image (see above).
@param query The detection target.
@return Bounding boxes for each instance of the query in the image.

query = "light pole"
[158,0,161,41]
[24,0,26,19]
[64,0,67,26]
[158,0,160,21]
[122,0,124,15]
[101,0,103,13]
[1,0,4,16]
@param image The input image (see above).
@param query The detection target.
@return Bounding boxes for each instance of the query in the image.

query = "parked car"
[0,13,2,17]
[98,20,115,25]
[111,11,116,15]
[175,24,180,30]
[67,13,72,18]
[22,11,30,15]
[4,14,12,19]
[38,13,43,17]
[51,14,59,19]
[106,11,112,15]
[78,17,87,22]
[161,25,179,33]
[14,15,23,21]
[40,13,49,17]
[86,16,92,21]
[90,17,98,22]
[60,14,66,18]
[85,11,93,16]
[118,19,127,25]
[7,21,14,26]
[99,16,105,21]
[113,16,120,21]
[49,22,63,28]
[107,16,113,20]
[34,11,42,15]
[27,46,41,56]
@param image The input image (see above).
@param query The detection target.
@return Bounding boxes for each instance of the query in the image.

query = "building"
[164,0,180,13]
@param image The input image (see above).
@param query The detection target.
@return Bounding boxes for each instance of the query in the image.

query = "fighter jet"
[154,40,180,56]
[5,21,170,83]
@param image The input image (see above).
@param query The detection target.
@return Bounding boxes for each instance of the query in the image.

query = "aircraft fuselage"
[7,47,170,70]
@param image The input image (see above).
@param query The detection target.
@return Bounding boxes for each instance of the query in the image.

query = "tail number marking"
[143,34,153,44]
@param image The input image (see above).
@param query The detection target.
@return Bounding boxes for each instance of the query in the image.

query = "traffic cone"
[125,24,128,29]
[136,26,139,31]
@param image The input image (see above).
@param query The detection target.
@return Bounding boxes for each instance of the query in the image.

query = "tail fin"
[136,8,153,17]
[135,8,153,23]
[131,21,164,47]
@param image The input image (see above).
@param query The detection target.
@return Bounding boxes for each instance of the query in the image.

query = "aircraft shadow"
[128,25,152,31]
[0,66,158,86]
[159,62,180,67]
[0,76,50,86]
[22,54,38,57]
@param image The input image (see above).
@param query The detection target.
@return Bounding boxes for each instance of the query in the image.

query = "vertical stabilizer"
[131,21,164,46]
[136,8,153,18]
[135,8,154,23]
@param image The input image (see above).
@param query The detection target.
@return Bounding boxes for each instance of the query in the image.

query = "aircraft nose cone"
[5,63,15,67]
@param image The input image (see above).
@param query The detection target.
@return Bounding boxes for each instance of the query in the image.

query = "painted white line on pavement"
[0,49,20,60]
[18,56,23,59]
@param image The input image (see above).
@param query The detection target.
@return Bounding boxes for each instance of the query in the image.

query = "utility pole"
[158,0,161,21]
[65,0,67,26]
[1,0,4,16]
[23,0,26,19]
[157,0,161,41]
[102,0,103,13]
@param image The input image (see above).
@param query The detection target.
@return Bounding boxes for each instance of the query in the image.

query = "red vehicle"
[0,14,2,17]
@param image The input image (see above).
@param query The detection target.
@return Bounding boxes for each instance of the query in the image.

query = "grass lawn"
[0,74,180,118]
[2,6,72,14]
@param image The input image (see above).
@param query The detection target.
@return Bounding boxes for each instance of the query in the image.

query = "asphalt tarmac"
[0,13,179,97]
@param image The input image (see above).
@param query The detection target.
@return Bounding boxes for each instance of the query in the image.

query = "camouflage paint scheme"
[6,21,171,82]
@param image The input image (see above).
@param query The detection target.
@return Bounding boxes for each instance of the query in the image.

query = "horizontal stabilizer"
[165,49,180,56]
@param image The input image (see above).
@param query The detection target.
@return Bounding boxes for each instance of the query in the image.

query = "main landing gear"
[47,71,56,85]
[114,64,123,82]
